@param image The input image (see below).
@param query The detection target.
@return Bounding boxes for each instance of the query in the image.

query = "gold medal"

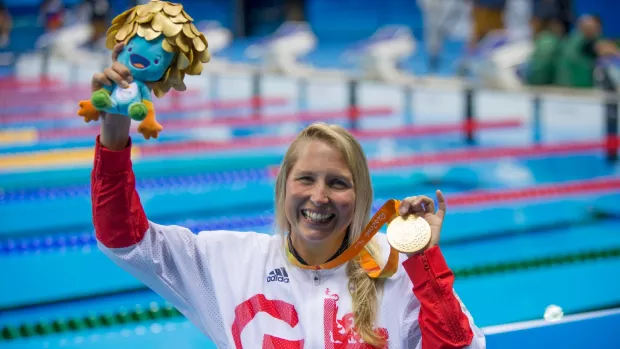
[386,215,431,253]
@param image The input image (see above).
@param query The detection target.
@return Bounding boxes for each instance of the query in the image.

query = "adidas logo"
[266,267,290,283]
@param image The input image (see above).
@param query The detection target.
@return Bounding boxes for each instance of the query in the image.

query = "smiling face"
[117,35,175,83]
[284,140,356,245]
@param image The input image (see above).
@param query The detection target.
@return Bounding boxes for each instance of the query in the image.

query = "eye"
[330,179,349,189]
[297,176,314,184]
[154,59,159,64]
[127,47,132,52]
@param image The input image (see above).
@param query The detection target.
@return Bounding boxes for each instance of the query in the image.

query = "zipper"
[313,270,320,285]
[422,255,464,342]
[304,269,322,348]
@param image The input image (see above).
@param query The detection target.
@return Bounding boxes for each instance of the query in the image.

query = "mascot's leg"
[128,101,148,121]
[77,100,101,122]
[137,100,163,140]
[91,88,115,111]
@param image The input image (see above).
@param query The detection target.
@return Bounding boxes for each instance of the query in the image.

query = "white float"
[245,21,317,75]
[343,25,416,82]
[196,21,232,55]
[466,30,533,89]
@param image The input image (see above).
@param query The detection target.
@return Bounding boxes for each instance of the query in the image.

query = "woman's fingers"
[399,196,415,215]
[111,61,132,82]
[436,190,447,220]
[417,196,435,214]
[91,72,112,92]
[104,66,129,88]
[399,195,435,215]
[105,42,133,87]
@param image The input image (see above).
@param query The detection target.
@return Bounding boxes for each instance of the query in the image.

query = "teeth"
[302,210,333,222]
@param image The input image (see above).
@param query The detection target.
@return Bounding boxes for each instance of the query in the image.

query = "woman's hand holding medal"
[387,190,447,257]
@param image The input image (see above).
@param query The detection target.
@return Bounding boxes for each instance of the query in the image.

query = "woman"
[91,44,486,348]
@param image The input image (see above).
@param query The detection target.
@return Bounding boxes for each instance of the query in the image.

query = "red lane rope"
[607,134,619,154]
[139,119,522,156]
[369,139,618,169]
[0,77,61,90]
[0,96,289,125]
[353,119,522,140]
[0,86,203,108]
[446,177,620,206]
[131,106,394,130]
[34,106,393,140]
[268,137,616,177]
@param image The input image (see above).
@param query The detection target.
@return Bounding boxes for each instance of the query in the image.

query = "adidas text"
[266,267,289,283]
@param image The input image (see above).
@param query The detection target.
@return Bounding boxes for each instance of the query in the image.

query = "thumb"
[112,42,125,62]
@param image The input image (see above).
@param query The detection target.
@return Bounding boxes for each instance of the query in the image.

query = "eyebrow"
[294,170,353,182]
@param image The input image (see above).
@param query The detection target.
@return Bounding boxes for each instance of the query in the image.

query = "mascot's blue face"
[117,35,175,82]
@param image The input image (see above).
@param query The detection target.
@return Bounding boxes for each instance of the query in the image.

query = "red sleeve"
[402,246,474,349]
[91,135,149,248]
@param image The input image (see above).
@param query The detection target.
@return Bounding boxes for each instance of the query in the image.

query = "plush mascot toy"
[77,0,210,139]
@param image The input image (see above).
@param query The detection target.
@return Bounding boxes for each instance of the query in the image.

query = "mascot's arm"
[138,82,152,104]
[94,84,115,99]
[78,82,116,123]
[137,82,162,140]
[93,84,114,102]
[101,84,114,93]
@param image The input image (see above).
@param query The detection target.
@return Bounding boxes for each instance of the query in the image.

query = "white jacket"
[92,136,486,349]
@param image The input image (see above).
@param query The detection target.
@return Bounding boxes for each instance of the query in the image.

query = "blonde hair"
[105,0,211,98]
[274,123,386,347]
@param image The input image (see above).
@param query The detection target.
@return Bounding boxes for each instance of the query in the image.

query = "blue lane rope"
[0,201,388,255]
[0,168,271,204]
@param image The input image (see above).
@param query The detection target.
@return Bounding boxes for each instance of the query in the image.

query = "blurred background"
[1,0,619,348]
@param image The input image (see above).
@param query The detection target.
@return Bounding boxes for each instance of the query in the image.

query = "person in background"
[285,0,305,21]
[456,0,506,76]
[39,0,65,32]
[81,0,111,48]
[418,0,452,74]
[525,18,564,85]
[554,14,619,88]
[0,1,12,48]
[470,0,506,49]
[531,0,574,39]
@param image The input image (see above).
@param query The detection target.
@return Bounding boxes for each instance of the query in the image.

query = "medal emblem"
[386,215,432,253]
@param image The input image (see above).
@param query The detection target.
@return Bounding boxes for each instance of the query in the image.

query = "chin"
[298,228,333,242]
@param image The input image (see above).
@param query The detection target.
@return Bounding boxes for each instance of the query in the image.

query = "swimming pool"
[1,73,619,349]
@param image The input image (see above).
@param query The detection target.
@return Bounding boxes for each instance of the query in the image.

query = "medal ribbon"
[285,199,403,278]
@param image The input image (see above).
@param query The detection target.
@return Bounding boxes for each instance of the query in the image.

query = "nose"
[310,182,329,206]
